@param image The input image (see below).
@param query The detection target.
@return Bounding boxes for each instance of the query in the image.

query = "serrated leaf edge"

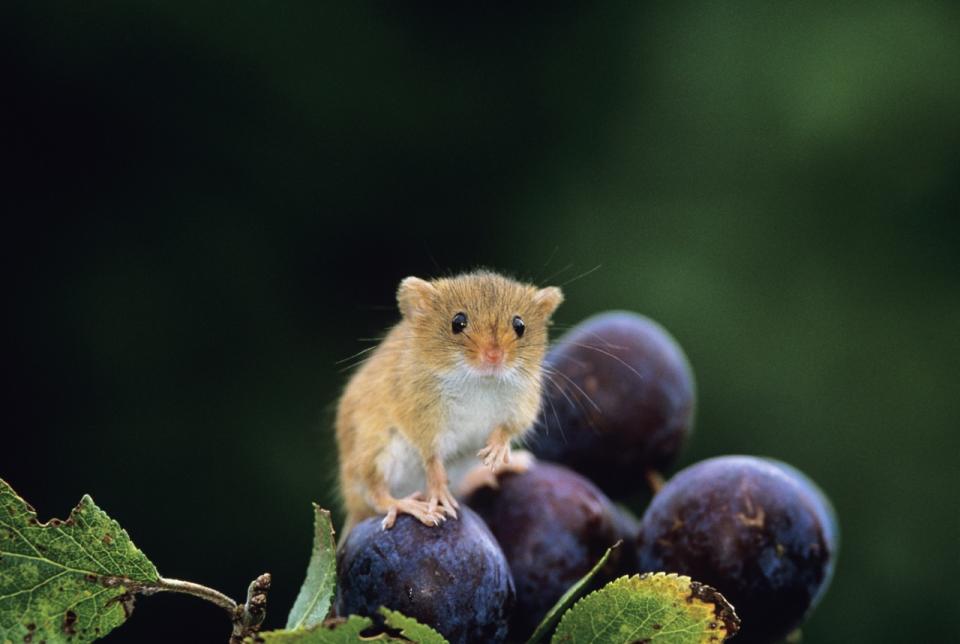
[286,504,338,630]
[0,480,158,583]
[552,572,740,643]
[379,607,449,644]
[249,614,376,642]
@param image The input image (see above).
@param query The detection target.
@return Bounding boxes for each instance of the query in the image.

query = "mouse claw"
[381,507,398,530]
[382,493,447,529]
[478,442,511,471]
[428,487,460,520]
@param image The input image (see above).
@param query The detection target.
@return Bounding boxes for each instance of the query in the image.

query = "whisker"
[549,325,633,352]
[533,245,561,283]
[425,245,442,274]
[541,263,574,285]
[553,342,645,381]
[335,345,379,365]
[537,372,568,444]
[559,264,602,287]
[542,364,602,414]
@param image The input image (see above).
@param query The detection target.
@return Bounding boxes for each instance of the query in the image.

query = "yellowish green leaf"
[551,572,739,644]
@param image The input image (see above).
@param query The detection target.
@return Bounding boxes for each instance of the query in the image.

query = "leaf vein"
[0,548,107,579]
[0,570,71,603]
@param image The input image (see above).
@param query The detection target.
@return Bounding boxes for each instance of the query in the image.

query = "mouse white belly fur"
[378,369,526,498]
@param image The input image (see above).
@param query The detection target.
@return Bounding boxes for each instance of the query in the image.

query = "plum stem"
[645,470,665,494]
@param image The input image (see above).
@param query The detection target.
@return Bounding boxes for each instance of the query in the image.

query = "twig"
[232,573,272,643]
[140,573,272,643]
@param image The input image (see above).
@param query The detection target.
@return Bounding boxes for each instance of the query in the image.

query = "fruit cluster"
[336,311,838,643]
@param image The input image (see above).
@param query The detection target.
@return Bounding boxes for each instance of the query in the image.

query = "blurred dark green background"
[3,3,958,642]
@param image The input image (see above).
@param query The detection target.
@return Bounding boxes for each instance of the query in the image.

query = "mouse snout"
[481,345,504,365]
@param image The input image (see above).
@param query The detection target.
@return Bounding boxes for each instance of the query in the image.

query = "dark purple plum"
[463,462,626,640]
[529,311,695,498]
[335,506,515,644]
[636,456,838,644]
[610,503,642,577]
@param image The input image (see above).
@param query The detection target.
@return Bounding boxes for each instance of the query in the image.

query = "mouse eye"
[451,312,468,334]
[512,315,525,338]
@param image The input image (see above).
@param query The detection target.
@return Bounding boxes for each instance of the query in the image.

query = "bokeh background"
[3,3,958,642]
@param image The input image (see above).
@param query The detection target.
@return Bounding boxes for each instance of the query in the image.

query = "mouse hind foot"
[379,492,447,530]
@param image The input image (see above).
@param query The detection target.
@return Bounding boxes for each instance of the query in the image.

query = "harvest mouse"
[336,270,563,531]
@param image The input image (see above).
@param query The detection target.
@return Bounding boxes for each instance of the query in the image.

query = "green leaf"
[551,573,740,644]
[526,542,620,644]
[256,612,448,643]
[379,607,447,644]
[287,505,338,629]
[0,478,159,643]
[255,615,374,643]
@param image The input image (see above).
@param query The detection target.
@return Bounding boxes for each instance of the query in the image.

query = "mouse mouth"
[455,360,511,379]
[473,364,506,377]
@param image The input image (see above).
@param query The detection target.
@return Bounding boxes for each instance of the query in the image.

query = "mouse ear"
[397,276,437,318]
[533,286,564,316]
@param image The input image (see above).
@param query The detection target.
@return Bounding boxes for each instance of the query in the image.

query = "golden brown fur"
[336,270,563,531]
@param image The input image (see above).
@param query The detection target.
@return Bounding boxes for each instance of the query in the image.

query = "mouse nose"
[482,346,504,365]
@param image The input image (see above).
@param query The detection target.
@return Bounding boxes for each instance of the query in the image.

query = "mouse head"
[397,271,563,378]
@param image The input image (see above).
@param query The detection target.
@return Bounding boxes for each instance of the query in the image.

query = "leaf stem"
[142,573,271,643]
[149,577,238,613]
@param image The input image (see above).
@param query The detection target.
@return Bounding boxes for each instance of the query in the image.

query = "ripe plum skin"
[464,462,625,640]
[636,456,838,644]
[610,503,642,576]
[530,311,695,497]
[335,506,515,644]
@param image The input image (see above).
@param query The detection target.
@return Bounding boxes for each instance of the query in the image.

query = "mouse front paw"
[478,441,511,471]
[459,450,536,496]
[458,464,501,496]
[498,448,535,474]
